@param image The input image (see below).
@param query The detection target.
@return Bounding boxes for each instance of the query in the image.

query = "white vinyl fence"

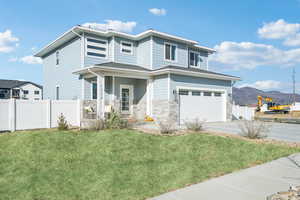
[232,104,256,120]
[0,99,81,132]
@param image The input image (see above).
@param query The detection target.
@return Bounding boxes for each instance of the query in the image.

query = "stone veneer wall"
[152,100,179,125]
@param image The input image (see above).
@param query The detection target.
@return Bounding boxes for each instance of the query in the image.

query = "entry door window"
[121,88,130,112]
[92,82,97,100]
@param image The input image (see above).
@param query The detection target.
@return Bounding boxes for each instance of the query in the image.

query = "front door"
[120,85,133,114]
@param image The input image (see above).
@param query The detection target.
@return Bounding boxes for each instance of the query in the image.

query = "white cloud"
[258,19,300,46]
[239,80,282,90]
[20,55,42,64]
[0,30,19,53]
[149,8,167,16]
[211,41,300,70]
[82,20,137,33]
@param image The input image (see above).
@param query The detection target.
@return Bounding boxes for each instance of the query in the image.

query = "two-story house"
[35,26,239,124]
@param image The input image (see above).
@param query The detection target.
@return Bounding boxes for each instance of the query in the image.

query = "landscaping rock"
[267,186,300,200]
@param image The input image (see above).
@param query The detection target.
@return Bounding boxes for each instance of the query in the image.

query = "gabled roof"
[73,62,240,81]
[35,26,216,58]
[0,79,43,89]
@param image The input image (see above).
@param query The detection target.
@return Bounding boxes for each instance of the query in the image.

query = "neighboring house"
[35,26,240,123]
[0,79,43,100]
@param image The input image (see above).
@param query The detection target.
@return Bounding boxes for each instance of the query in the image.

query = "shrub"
[105,110,128,129]
[238,120,270,139]
[57,113,68,130]
[184,118,204,132]
[158,119,176,134]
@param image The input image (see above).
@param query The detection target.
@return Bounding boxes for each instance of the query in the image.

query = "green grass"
[0,129,299,200]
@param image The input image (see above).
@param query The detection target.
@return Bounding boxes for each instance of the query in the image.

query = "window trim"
[164,42,177,62]
[120,40,133,55]
[189,50,203,68]
[85,37,108,59]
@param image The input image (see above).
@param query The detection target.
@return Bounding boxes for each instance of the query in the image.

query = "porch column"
[146,78,153,116]
[97,74,105,119]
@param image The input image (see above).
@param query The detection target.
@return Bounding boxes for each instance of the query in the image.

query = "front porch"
[76,66,154,121]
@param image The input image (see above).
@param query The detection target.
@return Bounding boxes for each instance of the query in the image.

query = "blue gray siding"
[43,38,82,100]
[153,74,169,100]
[169,74,232,101]
[136,37,151,69]
[114,37,137,65]
[152,36,188,69]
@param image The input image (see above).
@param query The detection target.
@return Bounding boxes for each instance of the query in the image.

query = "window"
[86,37,107,58]
[34,98,40,100]
[56,86,59,100]
[23,90,29,95]
[179,90,189,95]
[0,94,4,98]
[92,82,97,100]
[214,92,222,97]
[56,51,60,65]
[203,92,212,96]
[192,91,201,96]
[34,90,40,95]
[165,43,176,61]
[189,51,203,67]
[121,41,133,54]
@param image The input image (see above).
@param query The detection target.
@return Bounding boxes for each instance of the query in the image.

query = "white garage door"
[179,89,226,124]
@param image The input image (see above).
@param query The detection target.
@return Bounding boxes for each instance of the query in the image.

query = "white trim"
[150,36,153,69]
[85,36,108,59]
[81,32,85,67]
[164,42,177,63]
[189,50,203,68]
[120,40,133,55]
[35,26,218,58]
[120,84,134,115]
[73,66,240,81]
[176,86,226,93]
[168,73,171,101]
[102,76,105,118]
[112,36,115,61]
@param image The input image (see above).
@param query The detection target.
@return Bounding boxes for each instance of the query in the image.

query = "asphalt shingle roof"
[0,79,42,89]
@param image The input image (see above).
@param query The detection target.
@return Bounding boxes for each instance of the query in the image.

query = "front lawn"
[0,129,299,200]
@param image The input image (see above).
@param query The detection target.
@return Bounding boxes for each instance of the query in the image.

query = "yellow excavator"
[257,96,291,114]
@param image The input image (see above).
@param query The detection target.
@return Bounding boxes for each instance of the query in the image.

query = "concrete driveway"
[204,121,300,143]
[150,153,300,200]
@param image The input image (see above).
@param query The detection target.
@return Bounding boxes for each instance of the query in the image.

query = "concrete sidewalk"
[150,153,300,200]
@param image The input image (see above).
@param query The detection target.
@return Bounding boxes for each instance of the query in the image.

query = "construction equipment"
[256,96,291,114]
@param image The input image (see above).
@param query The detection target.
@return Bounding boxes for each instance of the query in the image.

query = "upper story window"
[189,51,203,67]
[34,90,40,95]
[23,90,29,95]
[120,41,133,54]
[86,37,107,58]
[164,43,176,61]
[56,51,60,65]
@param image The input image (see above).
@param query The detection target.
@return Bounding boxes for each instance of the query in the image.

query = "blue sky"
[0,0,299,93]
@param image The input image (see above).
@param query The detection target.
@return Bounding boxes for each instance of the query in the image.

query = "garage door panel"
[179,90,225,124]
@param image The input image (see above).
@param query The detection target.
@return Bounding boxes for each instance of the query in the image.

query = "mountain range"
[233,87,300,106]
